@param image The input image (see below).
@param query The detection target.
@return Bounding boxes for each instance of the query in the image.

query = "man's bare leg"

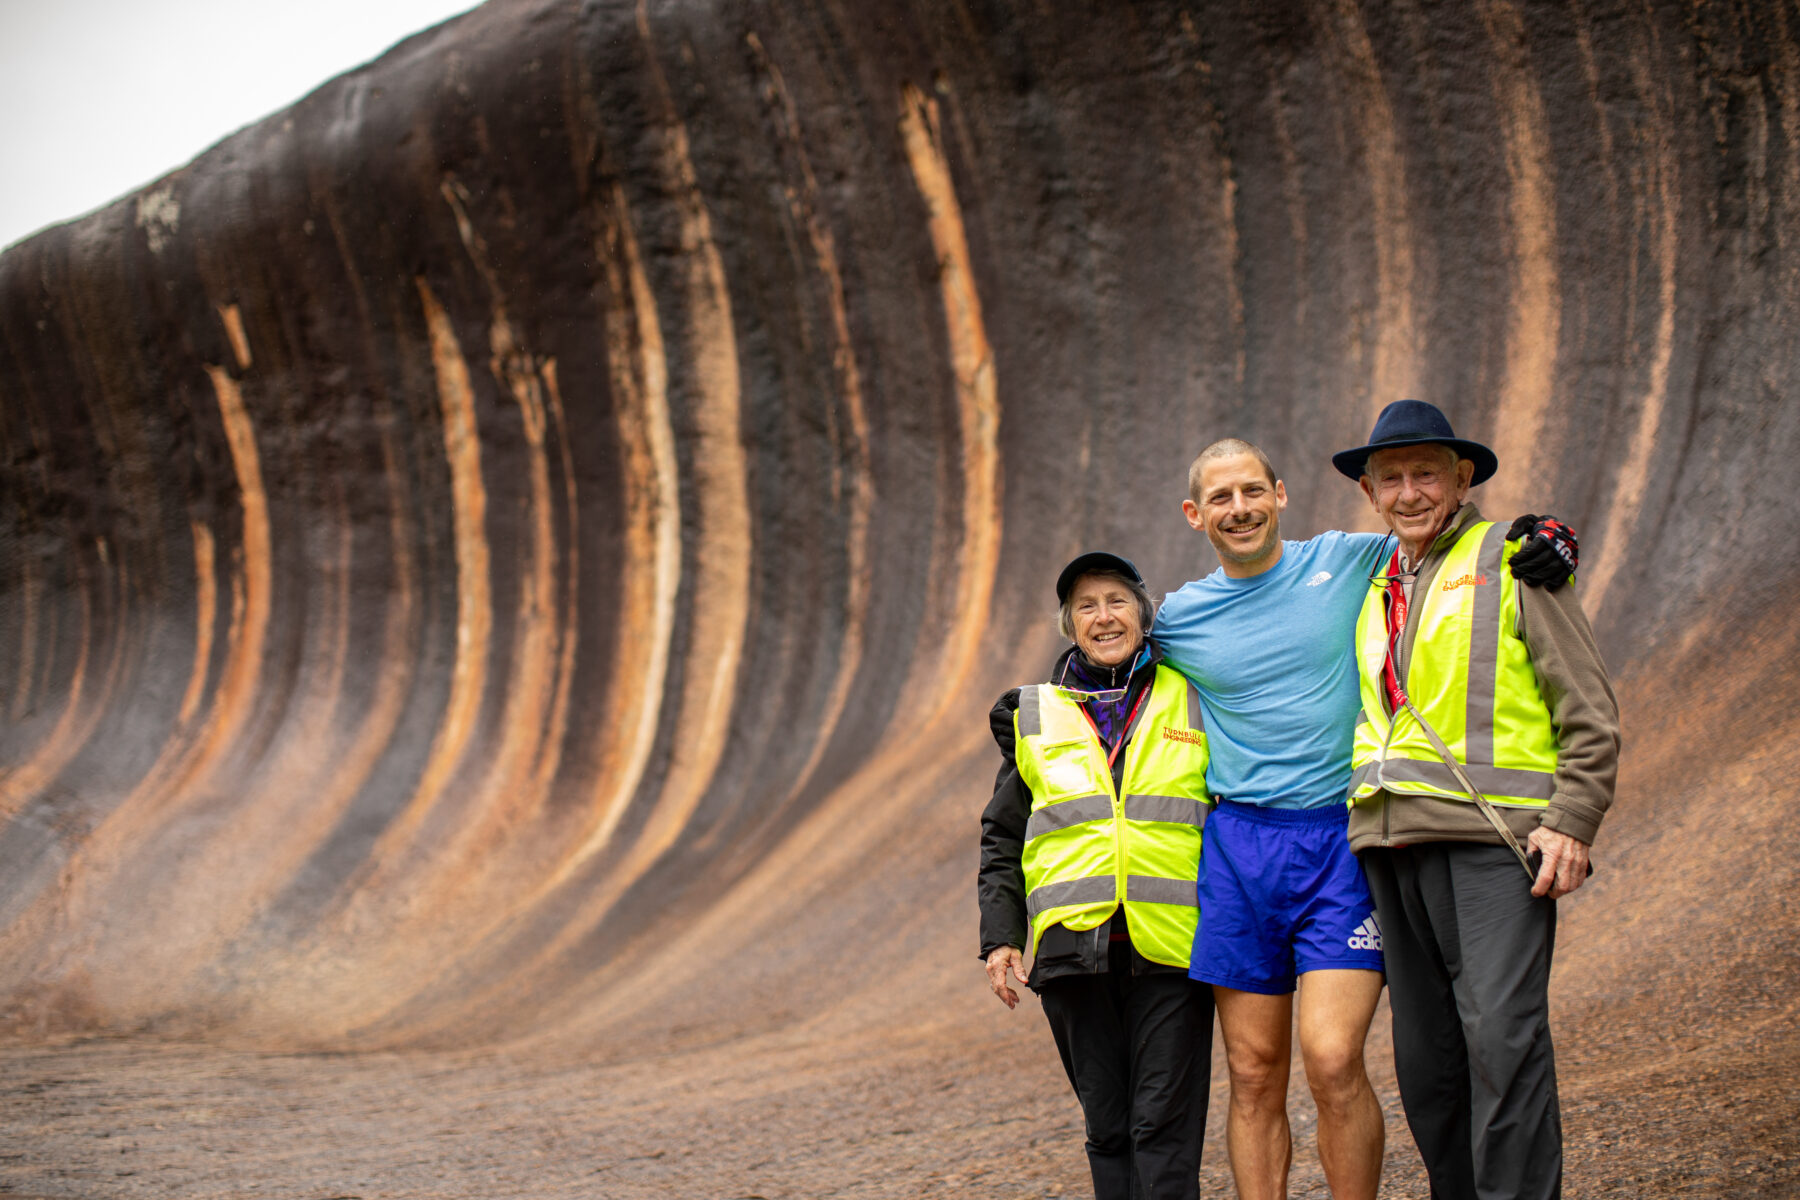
[1296,968,1385,1200]
[1213,986,1294,1200]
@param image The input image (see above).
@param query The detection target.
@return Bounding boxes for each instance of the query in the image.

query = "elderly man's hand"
[1527,826,1591,899]
[1507,514,1580,590]
[985,946,1029,1009]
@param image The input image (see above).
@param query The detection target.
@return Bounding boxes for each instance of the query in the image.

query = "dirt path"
[5,989,1794,1199]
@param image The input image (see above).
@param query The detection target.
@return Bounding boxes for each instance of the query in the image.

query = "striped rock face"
[0,0,1795,1095]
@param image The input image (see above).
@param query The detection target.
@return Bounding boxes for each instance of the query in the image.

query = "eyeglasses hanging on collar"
[1052,644,1149,706]
[1363,533,1422,589]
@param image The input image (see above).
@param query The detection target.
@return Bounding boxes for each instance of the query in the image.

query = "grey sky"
[0,0,482,251]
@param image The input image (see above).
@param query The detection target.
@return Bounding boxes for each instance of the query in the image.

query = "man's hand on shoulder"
[1527,825,1591,899]
[1508,514,1579,591]
[985,945,1029,1009]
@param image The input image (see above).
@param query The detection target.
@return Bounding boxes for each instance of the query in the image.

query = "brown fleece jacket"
[1346,503,1621,854]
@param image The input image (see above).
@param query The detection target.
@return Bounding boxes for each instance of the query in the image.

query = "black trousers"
[1362,844,1562,1200]
[1037,955,1214,1200]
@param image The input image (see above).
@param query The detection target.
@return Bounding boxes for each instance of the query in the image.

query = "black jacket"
[977,640,1189,988]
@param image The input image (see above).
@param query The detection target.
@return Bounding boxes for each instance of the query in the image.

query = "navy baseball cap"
[1055,551,1144,603]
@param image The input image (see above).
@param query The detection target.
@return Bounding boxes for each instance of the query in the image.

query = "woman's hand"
[985,945,1029,1008]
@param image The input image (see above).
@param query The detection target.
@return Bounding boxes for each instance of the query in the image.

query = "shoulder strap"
[1398,697,1536,880]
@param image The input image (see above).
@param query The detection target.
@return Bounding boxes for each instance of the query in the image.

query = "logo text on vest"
[1440,572,1489,592]
[1162,727,1204,746]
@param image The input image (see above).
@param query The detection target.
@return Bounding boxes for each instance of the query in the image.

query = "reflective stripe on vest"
[1024,792,1212,842]
[1023,873,1205,921]
[1350,522,1560,809]
[1013,664,1210,968]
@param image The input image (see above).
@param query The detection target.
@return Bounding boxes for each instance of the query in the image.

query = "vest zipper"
[1106,694,1140,942]
[1110,742,1128,934]
[1380,679,1401,847]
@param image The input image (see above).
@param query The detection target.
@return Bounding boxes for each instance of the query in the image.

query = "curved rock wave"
[0,0,1795,1113]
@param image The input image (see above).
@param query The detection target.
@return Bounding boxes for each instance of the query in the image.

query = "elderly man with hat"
[977,550,1217,1200]
[1334,400,1620,1200]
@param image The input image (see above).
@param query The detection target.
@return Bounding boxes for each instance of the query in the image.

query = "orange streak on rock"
[405,180,571,895]
[1584,38,1679,617]
[1477,0,1562,517]
[0,578,97,982]
[614,111,751,875]
[547,708,993,1046]
[1264,53,1310,329]
[203,365,274,764]
[379,189,671,1035]
[484,16,760,987]
[241,429,422,1035]
[140,496,360,1018]
[1214,106,1248,386]
[16,364,274,1014]
[216,303,253,370]
[46,363,268,824]
[746,32,873,806]
[416,175,681,1018]
[298,425,421,829]
[1329,0,1419,419]
[176,519,216,726]
[8,554,37,722]
[455,181,564,797]
[550,181,680,881]
[231,192,426,897]
[350,349,584,1034]
[0,576,92,816]
[369,279,492,860]
[530,358,580,807]
[476,345,568,832]
[547,7,751,922]
[899,81,1002,724]
[71,361,281,829]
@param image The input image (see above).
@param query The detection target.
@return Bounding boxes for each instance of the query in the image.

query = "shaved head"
[1188,438,1276,503]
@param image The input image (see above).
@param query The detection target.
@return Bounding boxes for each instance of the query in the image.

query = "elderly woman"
[978,551,1215,1200]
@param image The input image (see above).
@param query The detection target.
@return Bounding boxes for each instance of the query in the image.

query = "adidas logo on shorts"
[1347,915,1383,952]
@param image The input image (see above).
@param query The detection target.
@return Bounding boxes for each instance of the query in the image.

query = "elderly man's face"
[1360,444,1475,554]
[1068,573,1143,668]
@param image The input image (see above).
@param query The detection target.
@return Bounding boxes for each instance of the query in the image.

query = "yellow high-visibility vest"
[1349,521,1560,808]
[1013,664,1211,968]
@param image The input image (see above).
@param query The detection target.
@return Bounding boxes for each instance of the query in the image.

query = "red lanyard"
[1080,682,1153,770]
[1381,547,1410,712]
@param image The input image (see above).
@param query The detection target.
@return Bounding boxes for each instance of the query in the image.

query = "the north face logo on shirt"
[1305,571,1333,587]
[1347,916,1383,952]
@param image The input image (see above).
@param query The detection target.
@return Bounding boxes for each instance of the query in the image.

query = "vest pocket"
[1035,737,1103,800]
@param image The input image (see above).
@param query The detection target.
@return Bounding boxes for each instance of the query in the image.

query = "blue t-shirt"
[1152,531,1389,809]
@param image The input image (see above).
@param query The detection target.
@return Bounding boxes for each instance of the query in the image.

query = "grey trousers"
[1362,844,1562,1200]
[1037,960,1214,1200]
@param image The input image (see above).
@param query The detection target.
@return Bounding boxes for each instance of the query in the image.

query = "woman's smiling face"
[1068,572,1144,668]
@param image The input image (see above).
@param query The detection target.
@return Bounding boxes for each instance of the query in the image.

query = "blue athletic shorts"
[1190,799,1384,995]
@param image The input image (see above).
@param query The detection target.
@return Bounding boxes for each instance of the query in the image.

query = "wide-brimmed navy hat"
[1331,399,1498,485]
[1055,551,1143,603]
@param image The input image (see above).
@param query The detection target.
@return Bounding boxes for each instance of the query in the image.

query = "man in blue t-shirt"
[1151,438,1574,1200]
[1151,438,1389,1200]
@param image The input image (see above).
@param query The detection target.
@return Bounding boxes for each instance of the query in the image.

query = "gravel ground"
[3,982,1793,1199]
